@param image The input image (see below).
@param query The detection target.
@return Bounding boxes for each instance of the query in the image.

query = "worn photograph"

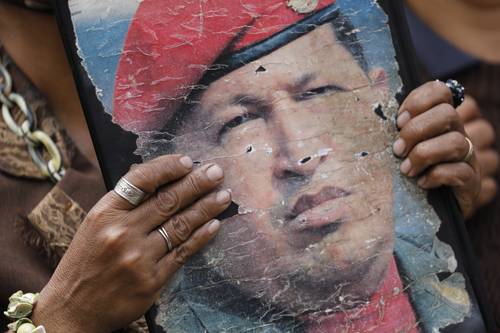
[66,0,474,331]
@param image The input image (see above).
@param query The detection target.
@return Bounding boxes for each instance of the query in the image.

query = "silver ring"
[113,177,146,206]
[157,226,174,252]
[463,137,474,164]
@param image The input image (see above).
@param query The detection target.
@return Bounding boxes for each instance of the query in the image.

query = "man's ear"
[368,67,390,105]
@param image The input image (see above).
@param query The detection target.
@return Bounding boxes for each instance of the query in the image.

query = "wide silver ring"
[157,226,174,253]
[113,177,146,206]
[463,137,474,164]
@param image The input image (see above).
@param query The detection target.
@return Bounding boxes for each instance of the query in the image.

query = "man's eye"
[218,113,261,138]
[296,85,345,100]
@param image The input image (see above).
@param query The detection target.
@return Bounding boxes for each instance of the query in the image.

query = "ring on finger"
[157,226,174,253]
[114,177,147,206]
[463,137,474,164]
[445,79,465,108]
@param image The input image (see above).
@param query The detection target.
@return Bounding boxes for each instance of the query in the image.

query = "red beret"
[113,0,336,132]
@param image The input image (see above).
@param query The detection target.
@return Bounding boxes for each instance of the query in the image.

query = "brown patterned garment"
[456,64,500,327]
[0,47,148,332]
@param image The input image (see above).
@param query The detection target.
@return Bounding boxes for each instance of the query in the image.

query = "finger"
[417,162,476,189]
[476,150,500,177]
[477,178,498,208]
[397,81,452,128]
[149,190,231,259]
[107,154,193,210]
[393,103,463,158]
[400,131,470,177]
[417,162,479,218]
[154,219,220,285]
[464,119,495,149]
[133,163,224,230]
[456,95,480,123]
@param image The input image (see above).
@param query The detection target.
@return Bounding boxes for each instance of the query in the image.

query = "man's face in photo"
[166,22,395,313]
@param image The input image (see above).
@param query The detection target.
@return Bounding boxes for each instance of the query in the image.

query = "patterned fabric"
[27,186,85,259]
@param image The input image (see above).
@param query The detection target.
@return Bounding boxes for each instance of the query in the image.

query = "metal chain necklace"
[0,62,65,182]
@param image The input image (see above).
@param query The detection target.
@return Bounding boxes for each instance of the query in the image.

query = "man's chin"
[248,254,391,314]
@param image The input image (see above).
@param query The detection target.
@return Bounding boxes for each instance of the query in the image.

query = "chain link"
[0,62,65,182]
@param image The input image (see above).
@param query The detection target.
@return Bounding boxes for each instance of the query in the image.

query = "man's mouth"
[286,186,351,233]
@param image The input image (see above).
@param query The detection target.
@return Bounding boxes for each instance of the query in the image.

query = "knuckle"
[466,96,480,114]
[140,277,159,296]
[403,118,424,139]
[479,120,496,139]
[101,226,128,251]
[170,215,191,242]
[173,243,192,267]
[428,163,444,175]
[119,251,142,272]
[449,132,467,159]
[491,152,500,168]
[194,199,214,220]
[155,190,181,217]
[484,178,498,191]
[156,154,185,179]
[87,195,120,223]
[86,204,108,223]
[411,142,427,161]
[430,80,446,91]
[456,166,473,186]
[439,103,458,121]
[429,80,449,97]
[160,158,178,179]
[186,173,204,194]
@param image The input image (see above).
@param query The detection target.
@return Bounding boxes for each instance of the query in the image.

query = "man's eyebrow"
[292,73,317,90]
[226,74,318,107]
[229,94,268,109]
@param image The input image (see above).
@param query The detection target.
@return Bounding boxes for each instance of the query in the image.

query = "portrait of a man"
[66,0,473,331]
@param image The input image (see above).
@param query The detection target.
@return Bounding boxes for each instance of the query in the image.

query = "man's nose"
[270,92,326,179]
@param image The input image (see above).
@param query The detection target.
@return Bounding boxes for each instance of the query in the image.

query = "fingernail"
[397,111,411,128]
[208,219,220,234]
[206,164,223,181]
[400,158,412,175]
[216,190,231,204]
[180,156,193,169]
[417,176,427,187]
[393,138,406,156]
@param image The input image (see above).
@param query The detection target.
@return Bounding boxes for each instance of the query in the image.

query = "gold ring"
[463,137,474,164]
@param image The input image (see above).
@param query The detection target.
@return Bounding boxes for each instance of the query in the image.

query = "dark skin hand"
[394,81,481,218]
[31,156,230,333]
[457,96,498,210]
